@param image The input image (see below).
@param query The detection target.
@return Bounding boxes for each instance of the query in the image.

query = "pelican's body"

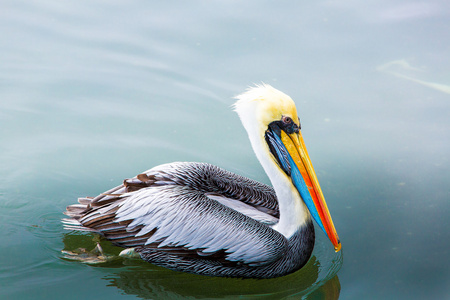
[63,85,341,278]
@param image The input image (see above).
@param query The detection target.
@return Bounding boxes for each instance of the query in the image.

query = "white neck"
[240,115,310,238]
[267,163,310,238]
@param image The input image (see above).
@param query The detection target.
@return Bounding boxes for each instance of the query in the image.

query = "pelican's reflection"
[62,233,342,299]
[104,257,341,299]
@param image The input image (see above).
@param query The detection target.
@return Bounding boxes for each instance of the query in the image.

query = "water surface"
[1,1,449,299]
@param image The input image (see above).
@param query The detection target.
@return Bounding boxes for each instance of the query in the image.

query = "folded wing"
[64,162,287,267]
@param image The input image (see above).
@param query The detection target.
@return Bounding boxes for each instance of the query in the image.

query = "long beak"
[280,131,341,252]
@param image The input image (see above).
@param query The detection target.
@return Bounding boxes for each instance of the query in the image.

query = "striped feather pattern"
[63,162,314,277]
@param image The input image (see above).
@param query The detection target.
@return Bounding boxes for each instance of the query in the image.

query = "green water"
[1,1,449,299]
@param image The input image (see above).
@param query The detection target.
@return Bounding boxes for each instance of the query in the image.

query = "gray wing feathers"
[144,162,279,218]
[114,185,287,266]
[65,162,286,267]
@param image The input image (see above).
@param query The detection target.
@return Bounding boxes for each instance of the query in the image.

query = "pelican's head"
[234,84,341,252]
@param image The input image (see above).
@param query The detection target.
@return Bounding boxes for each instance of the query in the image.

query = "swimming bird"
[63,84,341,278]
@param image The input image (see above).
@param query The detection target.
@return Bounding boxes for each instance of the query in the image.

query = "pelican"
[63,84,341,278]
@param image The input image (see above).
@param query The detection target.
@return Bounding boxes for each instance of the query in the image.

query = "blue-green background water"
[1,1,449,299]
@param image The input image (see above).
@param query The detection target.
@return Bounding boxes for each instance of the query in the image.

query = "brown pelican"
[63,84,341,278]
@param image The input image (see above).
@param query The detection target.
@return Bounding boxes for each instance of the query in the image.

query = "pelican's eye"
[282,116,293,124]
[280,115,299,134]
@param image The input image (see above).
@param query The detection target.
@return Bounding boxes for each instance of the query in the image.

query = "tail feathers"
[63,197,95,231]
[63,192,124,233]
[64,204,88,217]
[64,197,93,219]
[61,218,97,232]
[63,179,139,233]
[78,197,94,205]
